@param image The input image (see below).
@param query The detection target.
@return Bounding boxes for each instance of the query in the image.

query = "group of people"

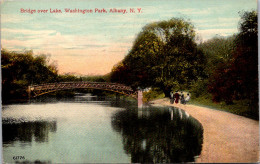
[170,91,190,104]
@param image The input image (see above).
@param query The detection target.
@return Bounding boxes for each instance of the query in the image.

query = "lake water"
[2,94,203,163]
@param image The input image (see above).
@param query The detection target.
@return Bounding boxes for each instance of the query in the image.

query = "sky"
[1,0,257,75]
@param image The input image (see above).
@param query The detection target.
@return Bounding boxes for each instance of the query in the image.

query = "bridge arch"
[28,82,139,99]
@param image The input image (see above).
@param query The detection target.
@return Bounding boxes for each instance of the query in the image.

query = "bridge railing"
[28,81,137,98]
[30,82,133,91]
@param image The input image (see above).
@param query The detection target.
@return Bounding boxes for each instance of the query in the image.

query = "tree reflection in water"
[2,120,57,144]
[111,107,203,163]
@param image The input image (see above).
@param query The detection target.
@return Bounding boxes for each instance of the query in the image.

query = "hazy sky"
[1,0,257,75]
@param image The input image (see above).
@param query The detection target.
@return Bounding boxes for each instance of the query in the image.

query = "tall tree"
[198,35,236,76]
[233,10,258,101]
[111,18,206,97]
[208,10,258,108]
[1,49,59,102]
[189,36,236,98]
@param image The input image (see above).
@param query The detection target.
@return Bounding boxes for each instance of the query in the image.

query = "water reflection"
[3,121,57,144]
[111,107,203,163]
[2,94,203,163]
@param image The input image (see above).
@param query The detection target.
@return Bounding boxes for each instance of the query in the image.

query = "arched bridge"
[28,81,139,99]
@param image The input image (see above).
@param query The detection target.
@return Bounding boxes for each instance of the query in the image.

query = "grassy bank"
[189,95,258,120]
[144,89,258,120]
[143,88,165,103]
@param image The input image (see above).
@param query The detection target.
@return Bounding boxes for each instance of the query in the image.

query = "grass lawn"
[190,95,258,120]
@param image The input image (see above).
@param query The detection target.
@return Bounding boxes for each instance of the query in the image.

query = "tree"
[1,49,59,102]
[198,35,236,76]
[110,61,133,85]
[111,18,206,97]
[233,10,258,101]
[189,36,236,98]
[208,10,258,108]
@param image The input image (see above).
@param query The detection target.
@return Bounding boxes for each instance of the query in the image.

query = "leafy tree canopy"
[198,35,236,76]
[111,18,206,97]
[208,10,258,107]
[1,49,59,101]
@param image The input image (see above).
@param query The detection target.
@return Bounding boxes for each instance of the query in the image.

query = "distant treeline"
[1,49,107,102]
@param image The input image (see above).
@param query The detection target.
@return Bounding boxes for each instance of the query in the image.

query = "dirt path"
[150,98,259,163]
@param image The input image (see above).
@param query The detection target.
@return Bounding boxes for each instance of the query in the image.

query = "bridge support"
[138,90,143,108]
[28,86,31,102]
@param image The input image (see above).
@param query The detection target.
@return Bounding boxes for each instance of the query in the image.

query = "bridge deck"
[28,82,138,99]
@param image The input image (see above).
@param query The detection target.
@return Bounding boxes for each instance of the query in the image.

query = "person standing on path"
[180,91,185,104]
[184,93,190,104]
[174,91,180,104]
[170,91,174,104]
